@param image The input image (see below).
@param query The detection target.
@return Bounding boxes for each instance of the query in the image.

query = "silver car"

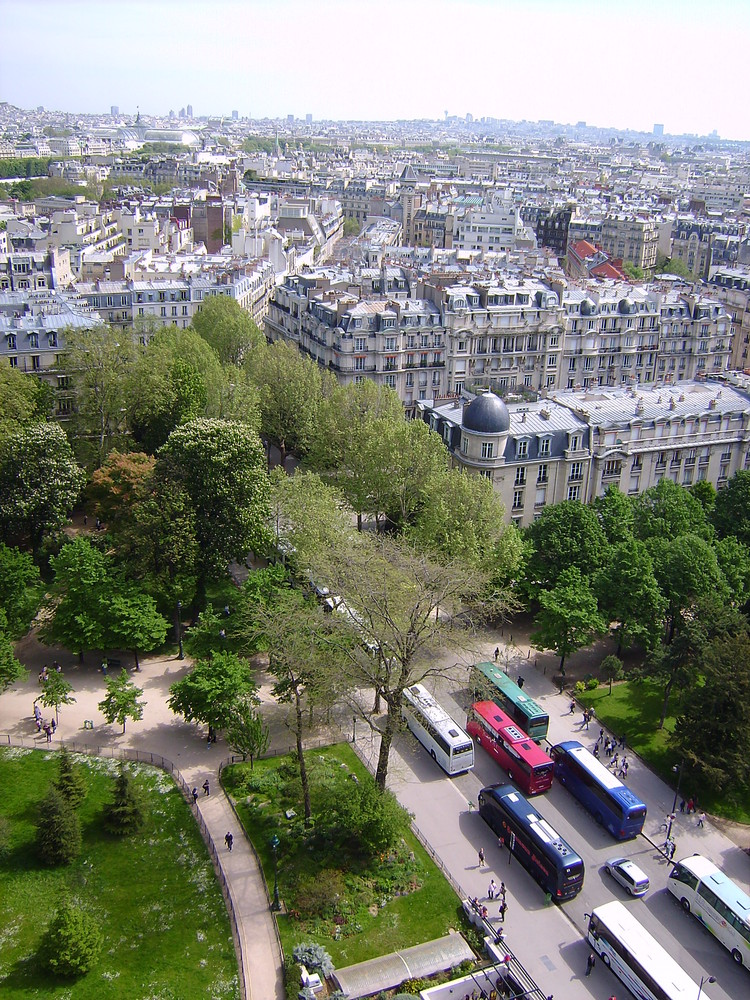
[604,857,650,897]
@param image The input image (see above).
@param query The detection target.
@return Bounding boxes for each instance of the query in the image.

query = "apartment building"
[670,219,745,280]
[453,193,526,254]
[0,248,72,291]
[708,267,750,370]
[599,215,659,275]
[417,378,750,527]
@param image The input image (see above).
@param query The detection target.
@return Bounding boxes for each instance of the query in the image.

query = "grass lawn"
[0,747,239,1000]
[222,743,467,969]
[580,680,750,825]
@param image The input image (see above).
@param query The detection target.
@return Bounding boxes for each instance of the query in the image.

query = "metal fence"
[0,734,247,1000]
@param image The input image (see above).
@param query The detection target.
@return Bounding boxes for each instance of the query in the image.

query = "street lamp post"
[270,833,281,911]
[176,601,184,660]
[697,974,716,999]
[666,758,684,841]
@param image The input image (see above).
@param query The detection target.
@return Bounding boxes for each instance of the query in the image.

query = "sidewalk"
[1,631,285,1000]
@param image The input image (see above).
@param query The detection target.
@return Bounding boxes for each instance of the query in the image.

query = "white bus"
[402,683,475,776]
[668,853,750,968]
[586,901,715,1000]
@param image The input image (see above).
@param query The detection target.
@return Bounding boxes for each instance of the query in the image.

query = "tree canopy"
[191,294,264,366]
[167,651,258,731]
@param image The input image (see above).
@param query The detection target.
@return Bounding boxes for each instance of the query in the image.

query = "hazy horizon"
[2,0,749,141]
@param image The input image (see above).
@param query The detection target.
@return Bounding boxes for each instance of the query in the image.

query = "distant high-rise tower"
[232,109,239,119]
[186,104,193,117]
[179,107,185,118]
[653,123,664,137]
[110,105,119,116]
[287,114,294,123]
[306,113,312,124]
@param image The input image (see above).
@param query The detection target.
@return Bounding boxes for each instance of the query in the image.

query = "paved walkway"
[1,631,286,1000]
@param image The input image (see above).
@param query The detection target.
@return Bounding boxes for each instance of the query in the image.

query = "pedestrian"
[687,797,694,814]
[35,716,42,733]
[83,512,88,526]
[50,717,56,734]
[669,840,677,860]
[225,832,233,851]
[569,699,576,714]
[593,743,600,759]
[191,787,198,805]
[101,659,108,677]
[498,900,507,922]
[494,647,500,661]
[679,798,685,813]
[604,737,611,756]
[480,905,489,919]
[621,760,629,779]
[34,702,42,722]
[597,728,604,745]
[697,811,705,828]
[202,779,210,796]
[43,723,52,743]
[499,881,506,899]
[618,756,628,777]
[488,878,497,900]
[478,847,486,867]
[95,517,102,531]
[585,952,596,976]
[517,676,524,689]
[619,734,626,749]
[610,752,619,770]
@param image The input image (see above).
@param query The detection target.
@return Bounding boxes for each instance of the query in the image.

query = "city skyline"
[2,0,749,139]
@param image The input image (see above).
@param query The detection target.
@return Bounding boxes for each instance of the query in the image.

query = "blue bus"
[478,783,585,901]
[550,741,647,840]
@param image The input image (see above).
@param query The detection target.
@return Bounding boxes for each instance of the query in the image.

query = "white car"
[604,857,650,897]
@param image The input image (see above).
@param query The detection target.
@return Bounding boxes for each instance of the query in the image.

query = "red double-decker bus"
[467,701,554,795]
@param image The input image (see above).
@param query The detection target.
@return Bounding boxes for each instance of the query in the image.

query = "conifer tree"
[103,765,146,835]
[36,786,81,865]
[54,747,87,809]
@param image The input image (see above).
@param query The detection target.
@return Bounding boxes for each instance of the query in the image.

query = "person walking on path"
[697,811,706,827]
[499,881,506,900]
[498,900,507,922]
[569,699,576,714]
[202,779,210,796]
[191,787,198,805]
[494,647,500,661]
[488,879,497,899]
[224,832,234,851]
[597,728,604,745]
[478,847,486,867]
[585,952,596,976]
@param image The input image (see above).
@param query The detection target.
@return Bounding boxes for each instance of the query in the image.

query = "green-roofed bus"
[472,661,549,742]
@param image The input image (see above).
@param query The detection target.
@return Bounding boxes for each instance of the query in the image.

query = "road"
[372,664,750,1000]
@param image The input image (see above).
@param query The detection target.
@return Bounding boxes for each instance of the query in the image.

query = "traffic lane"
[388,729,601,1000]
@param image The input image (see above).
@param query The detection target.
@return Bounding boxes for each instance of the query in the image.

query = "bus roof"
[482,784,581,864]
[474,662,548,719]
[553,741,646,808]
[591,901,714,1000]
[404,684,471,744]
[473,702,553,767]
[675,855,750,918]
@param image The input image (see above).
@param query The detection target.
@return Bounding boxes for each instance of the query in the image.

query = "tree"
[714,535,750,608]
[319,776,411,855]
[642,596,747,729]
[672,631,750,793]
[103,764,146,834]
[36,786,81,865]
[0,423,85,554]
[622,261,644,280]
[600,654,624,694]
[522,501,609,595]
[40,538,109,659]
[250,340,331,468]
[192,294,263,366]
[304,532,496,791]
[224,693,269,766]
[98,669,146,732]
[342,217,360,237]
[689,479,716,518]
[59,325,138,467]
[654,254,693,279]
[594,537,666,653]
[530,567,606,671]
[37,671,76,725]
[711,470,750,546]
[128,356,208,454]
[633,479,710,543]
[87,450,155,523]
[0,609,27,694]
[592,487,635,545]
[168,651,258,732]
[156,418,271,598]
[649,533,729,642]
[38,902,103,977]
[0,364,51,443]
[106,586,169,671]
[54,747,87,809]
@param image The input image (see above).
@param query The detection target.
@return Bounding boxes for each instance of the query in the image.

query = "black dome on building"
[462,392,510,433]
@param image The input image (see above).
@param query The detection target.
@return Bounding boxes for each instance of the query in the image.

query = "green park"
[2,297,750,993]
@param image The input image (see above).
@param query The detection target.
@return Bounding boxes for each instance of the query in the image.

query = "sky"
[2,0,749,139]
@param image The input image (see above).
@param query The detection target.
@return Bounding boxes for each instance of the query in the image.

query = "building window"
[567,485,580,501]
[8,356,18,367]
[515,468,526,486]
[481,442,494,459]
[7,335,17,350]
[516,439,528,458]
[355,357,366,371]
[29,333,39,348]
[355,337,366,351]
[547,354,556,368]
[570,434,581,451]
[539,437,550,456]
[479,469,492,480]
[384,374,396,388]
[31,355,41,370]
[512,489,524,510]
[461,436,469,454]
[569,462,583,481]
[537,464,548,483]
